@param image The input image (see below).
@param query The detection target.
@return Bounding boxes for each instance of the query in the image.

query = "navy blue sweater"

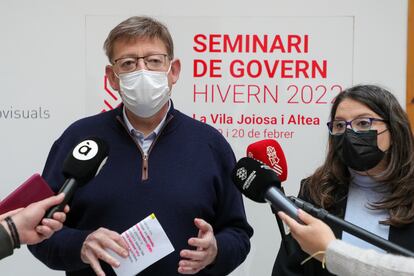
[28,105,253,275]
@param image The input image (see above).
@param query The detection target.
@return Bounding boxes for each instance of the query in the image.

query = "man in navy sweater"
[28,16,253,276]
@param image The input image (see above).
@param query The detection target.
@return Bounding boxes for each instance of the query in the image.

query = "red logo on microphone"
[266,146,283,175]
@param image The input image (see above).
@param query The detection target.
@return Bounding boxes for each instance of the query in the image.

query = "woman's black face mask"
[333,128,385,171]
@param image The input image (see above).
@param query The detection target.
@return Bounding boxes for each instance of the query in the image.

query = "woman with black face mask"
[272,84,414,276]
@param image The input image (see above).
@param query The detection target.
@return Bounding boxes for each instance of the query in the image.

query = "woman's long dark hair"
[302,85,414,226]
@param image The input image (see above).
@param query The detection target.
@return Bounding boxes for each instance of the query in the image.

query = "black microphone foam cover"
[62,137,109,184]
[232,157,281,203]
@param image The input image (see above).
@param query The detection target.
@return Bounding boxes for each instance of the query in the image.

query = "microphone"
[232,157,301,222]
[45,137,109,219]
[248,139,414,257]
[247,139,287,182]
[246,139,297,220]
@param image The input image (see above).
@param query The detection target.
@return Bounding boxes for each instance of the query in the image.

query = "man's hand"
[178,218,217,274]
[278,209,336,262]
[8,193,69,245]
[81,228,129,276]
[0,208,23,221]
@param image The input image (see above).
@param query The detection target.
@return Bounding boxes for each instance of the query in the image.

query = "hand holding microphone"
[45,137,109,219]
[277,209,336,262]
[6,194,69,245]
[240,138,414,257]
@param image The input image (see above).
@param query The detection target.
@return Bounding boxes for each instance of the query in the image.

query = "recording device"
[232,157,301,222]
[45,137,109,219]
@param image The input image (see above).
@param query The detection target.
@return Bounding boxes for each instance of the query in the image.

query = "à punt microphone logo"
[101,76,121,112]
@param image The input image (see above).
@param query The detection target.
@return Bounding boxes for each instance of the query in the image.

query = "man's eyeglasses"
[113,54,170,73]
[327,117,387,135]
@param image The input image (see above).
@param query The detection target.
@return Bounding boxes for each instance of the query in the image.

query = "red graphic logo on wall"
[101,76,122,112]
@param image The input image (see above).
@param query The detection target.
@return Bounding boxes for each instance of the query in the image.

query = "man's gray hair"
[103,16,174,63]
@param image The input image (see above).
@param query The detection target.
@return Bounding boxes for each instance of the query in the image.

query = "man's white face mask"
[117,65,171,118]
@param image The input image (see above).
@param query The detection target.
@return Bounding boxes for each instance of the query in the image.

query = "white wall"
[0,0,407,275]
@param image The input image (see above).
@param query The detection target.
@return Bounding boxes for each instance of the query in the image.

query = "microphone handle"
[265,188,302,223]
[45,178,77,219]
[289,196,414,257]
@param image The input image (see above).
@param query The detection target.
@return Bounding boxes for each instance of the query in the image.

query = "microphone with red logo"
[246,139,414,257]
[232,157,301,222]
[246,139,288,182]
[246,139,292,216]
[244,139,302,253]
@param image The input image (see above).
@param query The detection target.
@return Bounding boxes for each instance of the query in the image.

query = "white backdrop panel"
[0,0,408,275]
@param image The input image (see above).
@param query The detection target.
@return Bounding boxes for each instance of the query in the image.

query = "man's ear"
[105,65,120,91]
[169,59,181,85]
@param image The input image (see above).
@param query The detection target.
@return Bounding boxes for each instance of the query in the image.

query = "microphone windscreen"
[246,139,288,182]
[232,157,281,203]
[62,137,109,184]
